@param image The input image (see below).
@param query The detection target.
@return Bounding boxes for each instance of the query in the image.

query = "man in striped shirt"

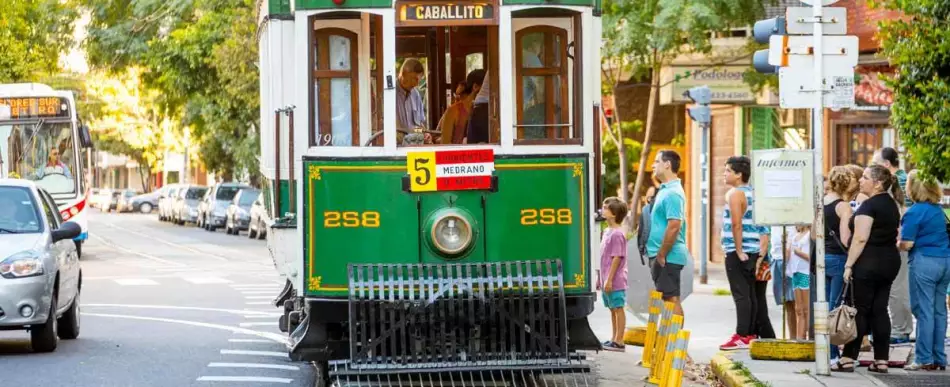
[719,155,771,350]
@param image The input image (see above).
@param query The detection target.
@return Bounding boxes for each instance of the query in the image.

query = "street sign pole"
[810,0,830,376]
[684,86,712,285]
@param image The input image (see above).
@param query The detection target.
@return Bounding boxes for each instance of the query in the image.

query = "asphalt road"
[0,210,316,387]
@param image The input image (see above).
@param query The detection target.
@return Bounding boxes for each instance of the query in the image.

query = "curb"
[710,354,756,387]
[749,339,815,361]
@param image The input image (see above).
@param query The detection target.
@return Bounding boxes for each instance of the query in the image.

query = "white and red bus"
[0,83,94,257]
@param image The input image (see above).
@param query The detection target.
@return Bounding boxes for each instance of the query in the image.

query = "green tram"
[255,0,605,383]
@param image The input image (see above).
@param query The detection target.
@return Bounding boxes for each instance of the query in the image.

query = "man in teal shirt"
[646,149,689,317]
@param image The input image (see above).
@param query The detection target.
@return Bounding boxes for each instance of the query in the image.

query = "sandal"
[831,359,855,373]
[869,361,889,374]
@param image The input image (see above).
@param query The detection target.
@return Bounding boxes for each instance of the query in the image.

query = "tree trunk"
[629,64,661,231]
[612,95,629,204]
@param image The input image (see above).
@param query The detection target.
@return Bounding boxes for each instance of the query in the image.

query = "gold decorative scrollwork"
[574,273,585,287]
[309,165,321,180]
[572,163,583,178]
[308,276,323,290]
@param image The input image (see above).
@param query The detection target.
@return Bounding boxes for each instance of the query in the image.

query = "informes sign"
[751,149,816,226]
[407,148,494,192]
[399,2,494,25]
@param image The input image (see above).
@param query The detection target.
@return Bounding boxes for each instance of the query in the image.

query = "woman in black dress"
[833,164,904,373]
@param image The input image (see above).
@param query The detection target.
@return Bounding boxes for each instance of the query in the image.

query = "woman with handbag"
[823,166,856,361]
[834,165,904,373]
[899,170,950,371]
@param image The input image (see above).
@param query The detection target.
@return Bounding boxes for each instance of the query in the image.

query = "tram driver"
[396,58,427,132]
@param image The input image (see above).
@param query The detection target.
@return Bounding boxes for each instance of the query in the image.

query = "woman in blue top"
[900,170,950,371]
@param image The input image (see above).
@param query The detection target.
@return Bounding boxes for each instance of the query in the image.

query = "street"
[0,211,315,387]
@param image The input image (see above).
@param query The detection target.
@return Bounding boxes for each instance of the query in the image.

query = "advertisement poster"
[751,149,815,226]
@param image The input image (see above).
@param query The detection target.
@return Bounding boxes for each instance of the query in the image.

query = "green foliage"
[0,0,80,82]
[873,0,950,183]
[81,0,260,182]
[601,120,643,197]
[36,72,106,124]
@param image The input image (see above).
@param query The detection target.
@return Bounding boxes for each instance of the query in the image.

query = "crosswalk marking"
[220,349,287,357]
[197,376,292,383]
[113,278,160,286]
[182,276,233,284]
[208,362,300,371]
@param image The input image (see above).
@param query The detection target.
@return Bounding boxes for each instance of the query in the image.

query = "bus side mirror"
[79,124,94,149]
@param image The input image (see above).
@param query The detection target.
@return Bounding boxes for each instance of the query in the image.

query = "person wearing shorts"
[597,197,629,352]
[645,150,689,317]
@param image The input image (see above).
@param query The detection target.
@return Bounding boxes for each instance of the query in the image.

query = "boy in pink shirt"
[597,197,629,351]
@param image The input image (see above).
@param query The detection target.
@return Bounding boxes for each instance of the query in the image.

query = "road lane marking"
[243,315,279,319]
[240,290,277,294]
[207,362,300,371]
[82,304,279,317]
[113,278,160,286]
[231,284,283,288]
[99,220,231,262]
[244,296,275,300]
[220,349,287,357]
[91,234,188,268]
[246,302,272,305]
[197,376,292,383]
[183,276,233,284]
[240,322,276,327]
[81,313,288,344]
[228,339,273,343]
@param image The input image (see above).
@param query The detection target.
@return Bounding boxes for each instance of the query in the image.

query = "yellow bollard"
[648,301,675,382]
[652,313,683,385]
[640,290,663,368]
[662,330,691,387]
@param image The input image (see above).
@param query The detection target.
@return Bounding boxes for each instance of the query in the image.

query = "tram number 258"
[324,211,380,228]
[520,208,572,225]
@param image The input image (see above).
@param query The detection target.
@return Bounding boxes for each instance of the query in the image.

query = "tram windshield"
[0,121,78,195]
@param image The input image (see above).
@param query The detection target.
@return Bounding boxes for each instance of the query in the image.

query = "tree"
[0,0,79,82]
[80,0,261,181]
[85,68,167,192]
[873,0,950,182]
[601,0,765,229]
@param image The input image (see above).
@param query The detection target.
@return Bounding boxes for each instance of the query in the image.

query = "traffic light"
[752,16,786,74]
[683,85,711,125]
[604,108,615,127]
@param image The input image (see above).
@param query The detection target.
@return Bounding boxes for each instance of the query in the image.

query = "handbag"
[829,282,858,346]
[755,255,772,282]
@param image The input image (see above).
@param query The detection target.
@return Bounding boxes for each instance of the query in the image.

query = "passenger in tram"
[465,70,491,144]
[436,69,486,144]
[396,58,427,132]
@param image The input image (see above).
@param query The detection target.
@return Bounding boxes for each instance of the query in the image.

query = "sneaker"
[602,341,626,352]
[719,334,750,351]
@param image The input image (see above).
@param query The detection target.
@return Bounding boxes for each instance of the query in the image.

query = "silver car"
[0,179,83,353]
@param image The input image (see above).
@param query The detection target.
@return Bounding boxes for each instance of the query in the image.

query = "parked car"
[197,182,251,232]
[0,179,82,353]
[225,188,260,235]
[157,184,184,222]
[172,185,208,225]
[116,189,143,213]
[122,189,160,213]
[247,195,268,240]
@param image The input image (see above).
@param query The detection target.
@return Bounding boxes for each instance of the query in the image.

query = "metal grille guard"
[331,260,591,378]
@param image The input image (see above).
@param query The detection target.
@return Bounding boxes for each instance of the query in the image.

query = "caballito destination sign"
[403,3,494,21]
[407,149,494,192]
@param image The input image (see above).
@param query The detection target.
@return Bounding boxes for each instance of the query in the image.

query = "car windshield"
[238,190,260,206]
[215,186,244,200]
[0,186,42,234]
[186,187,207,199]
[0,121,78,195]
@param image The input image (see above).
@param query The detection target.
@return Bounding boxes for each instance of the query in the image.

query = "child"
[597,196,629,352]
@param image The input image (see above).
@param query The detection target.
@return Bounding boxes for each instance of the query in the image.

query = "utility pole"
[752,0,856,376]
[684,86,711,284]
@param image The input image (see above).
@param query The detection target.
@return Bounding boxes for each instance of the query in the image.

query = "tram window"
[514,25,574,144]
[310,28,359,147]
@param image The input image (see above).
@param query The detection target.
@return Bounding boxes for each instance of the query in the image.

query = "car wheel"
[139,203,153,214]
[248,226,257,239]
[75,241,82,259]
[257,221,266,240]
[31,293,58,353]
[58,291,80,340]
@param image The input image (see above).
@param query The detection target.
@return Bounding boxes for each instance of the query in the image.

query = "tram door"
[395,0,499,144]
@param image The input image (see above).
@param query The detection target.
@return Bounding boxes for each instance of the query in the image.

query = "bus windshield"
[0,121,78,196]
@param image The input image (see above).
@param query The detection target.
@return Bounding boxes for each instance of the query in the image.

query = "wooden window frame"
[514,26,571,144]
[309,27,360,147]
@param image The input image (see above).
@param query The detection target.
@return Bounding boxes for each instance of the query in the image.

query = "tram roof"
[257,0,602,20]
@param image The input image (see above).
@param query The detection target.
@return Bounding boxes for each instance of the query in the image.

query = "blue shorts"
[602,290,626,309]
[792,273,811,290]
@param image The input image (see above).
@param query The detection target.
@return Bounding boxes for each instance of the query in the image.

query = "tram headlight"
[427,210,474,257]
